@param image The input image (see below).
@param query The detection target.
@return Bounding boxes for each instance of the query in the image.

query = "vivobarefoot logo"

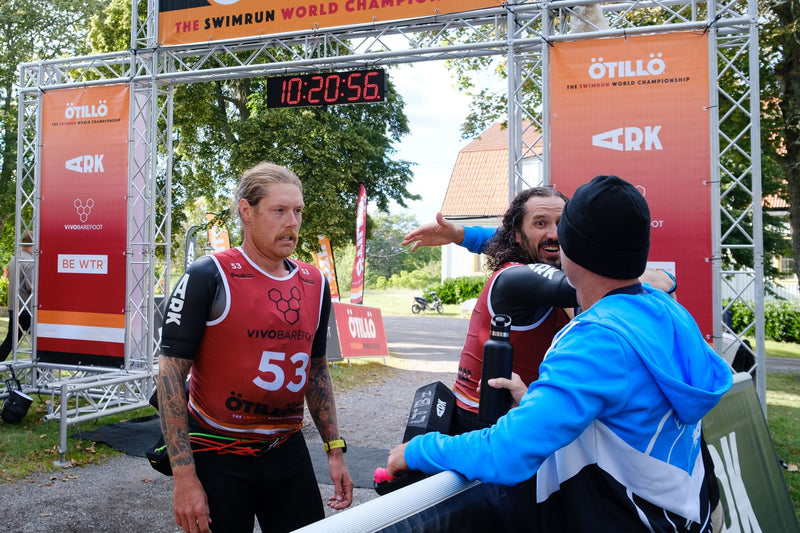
[74,199,94,223]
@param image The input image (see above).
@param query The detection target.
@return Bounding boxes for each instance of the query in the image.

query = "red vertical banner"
[313,235,340,302]
[550,32,712,339]
[38,85,130,365]
[350,183,367,305]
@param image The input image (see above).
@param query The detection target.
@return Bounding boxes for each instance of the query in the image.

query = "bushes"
[428,275,488,304]
[727,299,800,343]
[371,262,441,291]
[369,266,489,304]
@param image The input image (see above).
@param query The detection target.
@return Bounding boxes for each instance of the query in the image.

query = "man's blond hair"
[234,162,302,222]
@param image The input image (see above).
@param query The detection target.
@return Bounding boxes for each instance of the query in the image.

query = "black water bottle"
[478,314,514,424]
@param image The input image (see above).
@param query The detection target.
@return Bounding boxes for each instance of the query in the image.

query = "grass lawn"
[766,373,800,521]
[761,338,800,359]
[360,288,467,317]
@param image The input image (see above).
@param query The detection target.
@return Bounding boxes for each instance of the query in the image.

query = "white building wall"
[440,222,503,280]
[442,243,485,281]
[442,243,468,280]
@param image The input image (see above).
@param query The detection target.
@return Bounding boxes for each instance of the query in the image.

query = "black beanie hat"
[557,175,650,279]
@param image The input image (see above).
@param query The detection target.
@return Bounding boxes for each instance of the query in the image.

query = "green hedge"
[427,275,488,304]
[371,262,441,291]
[727,299,800,344]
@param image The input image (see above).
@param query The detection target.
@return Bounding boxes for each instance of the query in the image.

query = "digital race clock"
[266,68,386,108]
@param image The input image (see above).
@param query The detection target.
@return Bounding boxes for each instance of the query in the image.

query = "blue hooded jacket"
[405,284,732,527]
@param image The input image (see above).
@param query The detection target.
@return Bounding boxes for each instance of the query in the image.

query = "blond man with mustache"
[158,162,352,533]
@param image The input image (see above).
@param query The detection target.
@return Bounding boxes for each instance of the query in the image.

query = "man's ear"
[238,198,251,223]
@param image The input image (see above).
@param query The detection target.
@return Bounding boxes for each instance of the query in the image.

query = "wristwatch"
[323,438,347,453]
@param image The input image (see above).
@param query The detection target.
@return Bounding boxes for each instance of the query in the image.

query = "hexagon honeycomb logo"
[268,287,302,324]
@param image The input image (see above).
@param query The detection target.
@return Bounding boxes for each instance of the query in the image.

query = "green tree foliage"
[229,82,417,259]
[0,0,104,264]
[713,1,794,280]
[364,211,439,286]
[760,1,800,282]
[446,52,509,139]
[87,0,132,52]
[89,2,418,262]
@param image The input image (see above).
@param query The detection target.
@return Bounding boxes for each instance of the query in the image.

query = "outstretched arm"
[403,212,497,254]
[402,212,465,252]
[386,371,527,478]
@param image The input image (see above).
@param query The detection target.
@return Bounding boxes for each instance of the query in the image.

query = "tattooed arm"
[158,355,211,533]
[306,355,353,509]
[304,278,352,508]
[156,257,220,533]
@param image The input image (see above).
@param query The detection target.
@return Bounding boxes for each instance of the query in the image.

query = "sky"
[384,60,473,224]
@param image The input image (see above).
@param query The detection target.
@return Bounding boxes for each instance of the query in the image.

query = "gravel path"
[0,358,457,533]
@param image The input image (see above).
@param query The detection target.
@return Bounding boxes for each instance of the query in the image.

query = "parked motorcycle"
[411,292,443,314]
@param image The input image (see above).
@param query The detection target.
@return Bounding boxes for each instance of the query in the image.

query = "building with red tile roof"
[441,121,543,222]
[439,121,543,279]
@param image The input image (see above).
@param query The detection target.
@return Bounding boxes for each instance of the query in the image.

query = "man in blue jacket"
[388,175,732,532]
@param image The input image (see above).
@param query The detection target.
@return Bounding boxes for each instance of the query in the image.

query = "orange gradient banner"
[206,213,231,252]
[38,85,130,365]
[313,235,340,302]
[159,0,502,46]
[549,32,713,339]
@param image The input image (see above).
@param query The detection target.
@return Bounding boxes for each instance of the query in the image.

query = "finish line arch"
[7,0,763,463]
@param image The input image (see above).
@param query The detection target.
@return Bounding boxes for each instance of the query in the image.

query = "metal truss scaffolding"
[9,0,762,460]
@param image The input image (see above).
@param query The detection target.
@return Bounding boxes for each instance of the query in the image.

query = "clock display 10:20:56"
[266,69,386,108]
